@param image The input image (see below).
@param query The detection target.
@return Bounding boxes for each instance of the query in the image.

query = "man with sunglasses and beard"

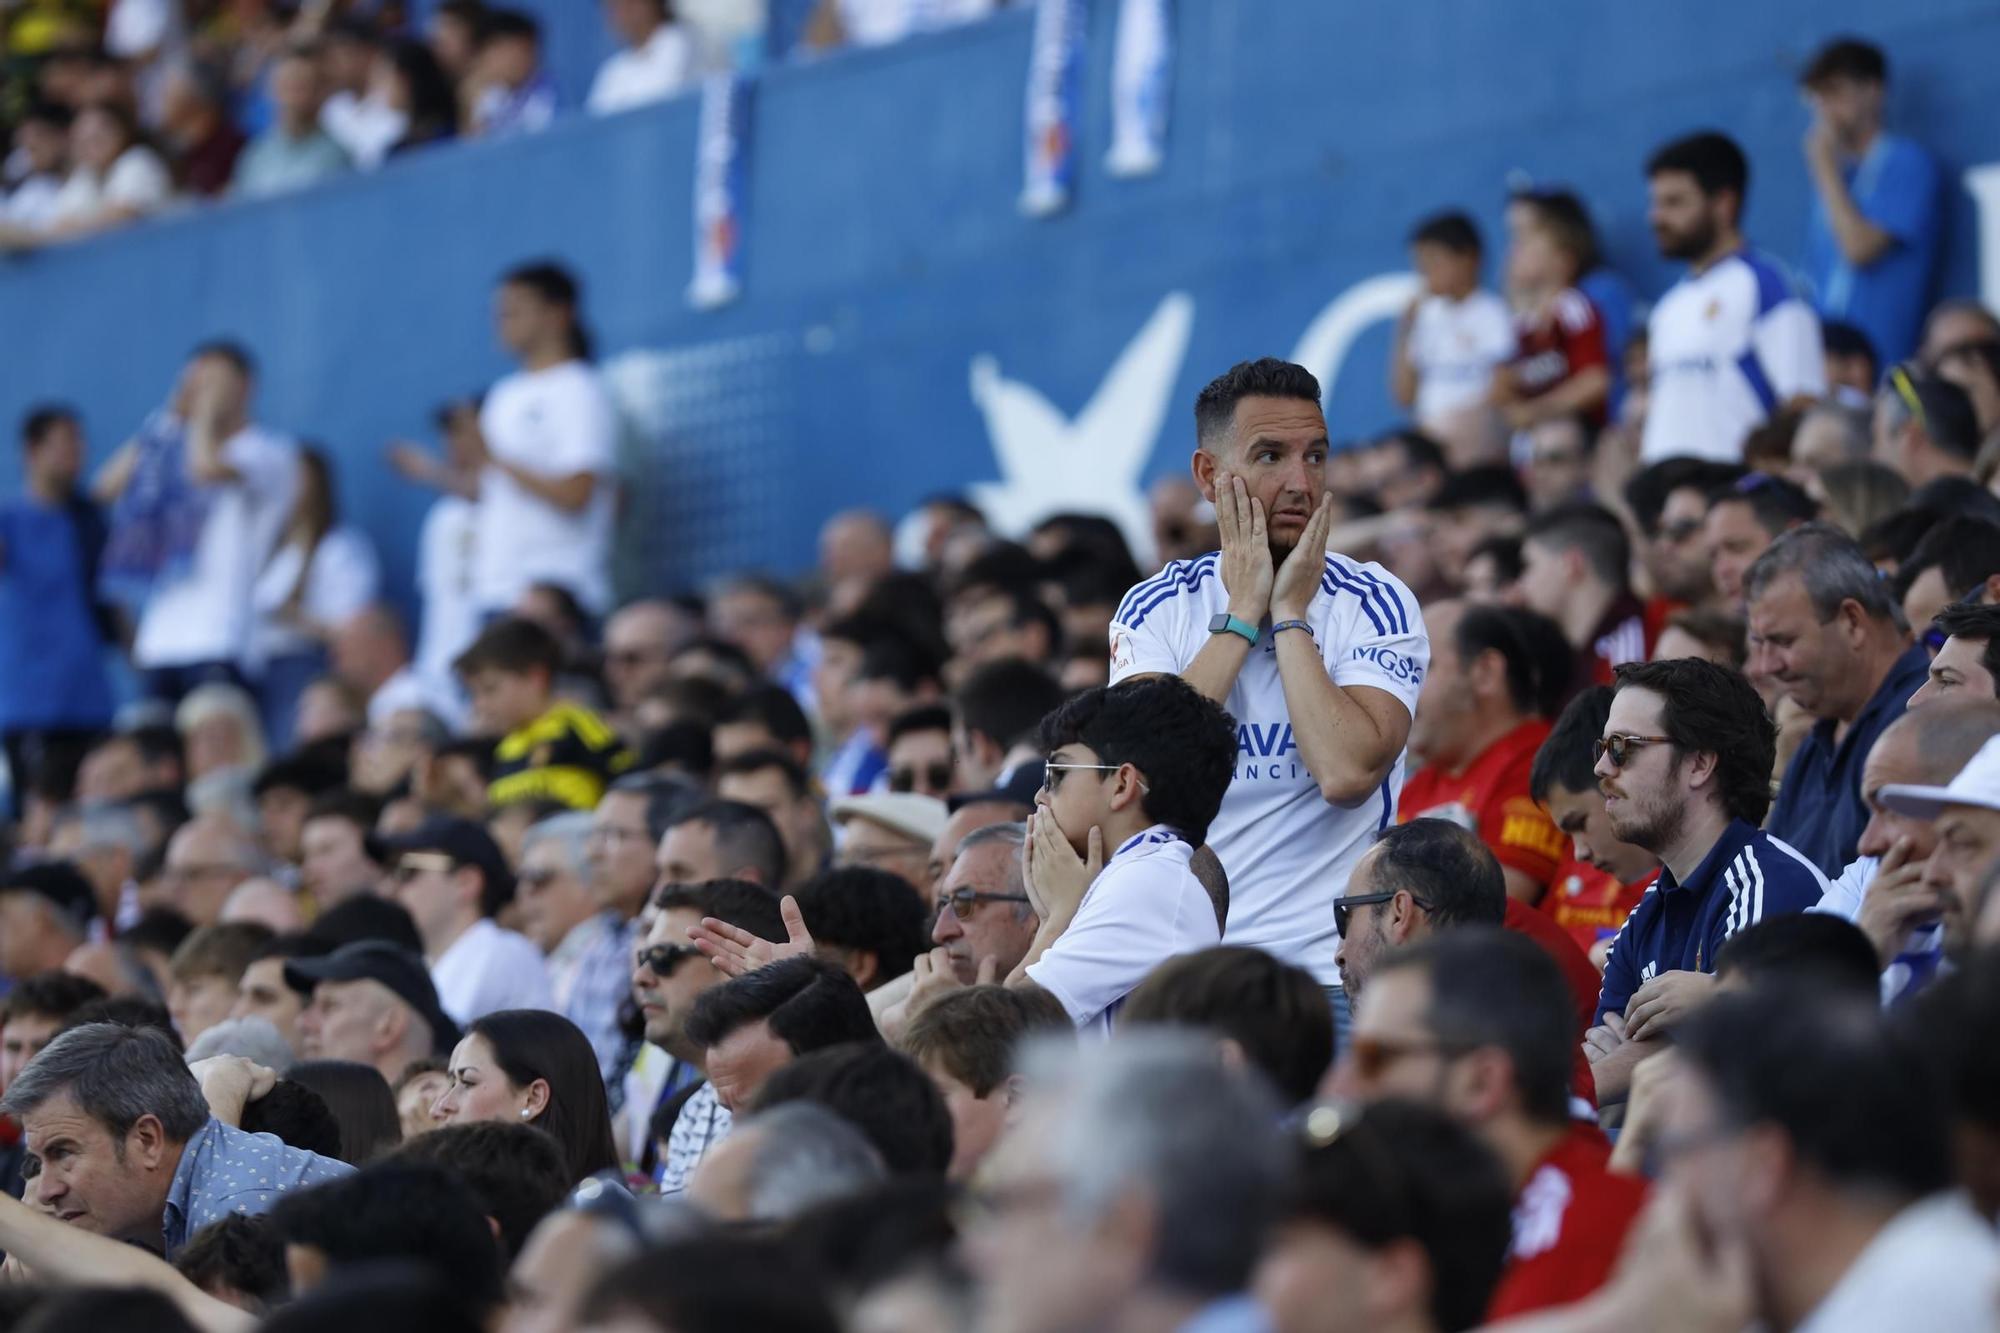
[1584,659,1827,1107]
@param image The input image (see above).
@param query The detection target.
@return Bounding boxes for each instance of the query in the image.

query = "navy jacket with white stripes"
[1593,817,1828,1026]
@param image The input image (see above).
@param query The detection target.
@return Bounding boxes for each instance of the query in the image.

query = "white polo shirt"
[1406,289,1515,427]
[1110,552,1428,985]
[474,360,619,614]
[1026,825,1219,1037]
[432,917,555,1025]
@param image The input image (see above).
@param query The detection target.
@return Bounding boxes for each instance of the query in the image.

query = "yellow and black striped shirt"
[488,702,634,810]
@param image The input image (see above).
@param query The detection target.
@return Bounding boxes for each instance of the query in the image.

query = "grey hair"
[183,1016,297,1074]
[174,683,268,771]
[1744,522,1904,628]
[59,801,149,854]
[734,1102,886,1222]
[0,1023,211,1141]
[953,822,1032,920]
[1022,1030,1285,1300]
[521,810,595,877]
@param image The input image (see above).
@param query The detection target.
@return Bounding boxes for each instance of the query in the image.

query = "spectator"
[0,972,107,1102]
[1815,457,1910,541]
[962,1033,1283,1333]
[432,1008,619,1186]
[454,617,631,811]
[1527,686,1660,957]
[927,822,1038,990]
[425,0,488,88]
[270,1160,503,1315]
[1507,188,1640,409]
[1882,734,2000,959]
[1390,211,1515,457]
[1799,38,1941,366]
[1641,131,1824,463]
[184,1014,295,1073]
[380,817,552,1023]
[950,657,1062,794]
[2,101,72,231]
[1517,415,1594,513]
[297,790,384,908]
[371,37,461,159]
[885,705,955,800]
[751,1041,953,1176]
[166,922,273,1045]
[1791,400,1875,475]
[282,1059,401,1165]
[602,598,700,721]
[1875,362,1982,489]
[228,935,315,1051]
[901,985,1067,1181]
[656,798,788,889]
[1401,602,1574,903]
[1120,946,1332,1107]
[1907,955,2000,1220]
[288,940,461,1086]
[1822,319,1882,405]
[581,1235,840,1333]
[1893,516,2000,632]
[389,1119,580,1270]
[1,1022,348,1257]
[174,1212,288,1314]
[1259,1098,1514,1333]
[467,8,557,139]
[100,342,300,705]
[818,509,895,606]
[1425,463,1528,593]
[1623,457,1744,619]
[1712,912,1884,998]
[685,1099,884,1224]
[515,810,597,973]
[1586,660,1825,1102]
[829,793,945,894]
[252,755,340,867]
[816,617,938,797]
[1751,525,1929,876]
[1916,603,2000,707]
[24,101,172,242]
[1494,204,1610,432]
[1653,605,1747,668]
[473,262,618,618]
[0,863,97,986]
[791,867,928,991]
[715,750,831,890]
[1518,502,1647,685]
[948,587,1062,673]
[711,683,814,769]
[393,1058,450,1142]
[231,43,351,199]
[588,0,696,116]
[1704,471,1817,606]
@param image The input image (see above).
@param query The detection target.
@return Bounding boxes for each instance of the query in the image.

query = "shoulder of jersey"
[1320,553,1414,636]
[1116,552,1222,629]
[1718,249,1802,315]
[1552,288,1599,333]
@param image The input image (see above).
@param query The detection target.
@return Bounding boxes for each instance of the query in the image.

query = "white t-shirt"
[415,494,480,688]
[587,23,697,116]
[837,0,996,45]
[1641,249,1825,463]
[1026,826,1219,1037]
[4,175,62,231]
[1796,1194,2000,1333]
[250,526,380,664]
[320,91,408,171]
[432,917,556,1026]
[45,147,172,231]
[1110,552,1428,985]
[134,426,300,669]
[474,361,619,614]
[1406,289,1515,426]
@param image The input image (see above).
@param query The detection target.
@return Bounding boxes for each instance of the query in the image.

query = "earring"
[519,1108,530,1119]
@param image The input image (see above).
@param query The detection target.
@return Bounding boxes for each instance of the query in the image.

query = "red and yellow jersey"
[1399,720,1569,892]
[1545,861,1657,958]
[1487,1125,1650,1321]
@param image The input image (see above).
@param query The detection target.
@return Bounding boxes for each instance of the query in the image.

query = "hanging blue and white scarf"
[1020,0,1088,217]
[1106,0,1172,177]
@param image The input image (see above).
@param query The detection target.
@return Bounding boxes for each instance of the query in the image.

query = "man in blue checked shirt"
[1582,659,1827,1108]
[1,1023,348,1258]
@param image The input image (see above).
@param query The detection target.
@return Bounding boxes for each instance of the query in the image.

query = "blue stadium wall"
[5,0,2000,607]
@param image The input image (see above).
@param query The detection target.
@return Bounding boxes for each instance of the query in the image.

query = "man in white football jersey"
[1640,131,1825,464]
[1109,358,1429,1034]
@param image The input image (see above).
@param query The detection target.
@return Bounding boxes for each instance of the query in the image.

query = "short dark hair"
[1801,36,1887,88]
[1465,534,1523,586]
[1407,210,1482,255]
[1509,188,1603,273]
[1710,472,1817,539]
[1883,365,1982,460]
[452,616,562,680]
[1859,506,1939,568]
[1453,606,1574,718]
[886,704,952,750]
[953,658,1064,752]
[0,1022,209,1141]
[170,921,275,984]
[1377,929,1576,1125]
[1713,915,1882,1000]
[479,8,542,44]
[1530,685,1614,802]
[61,996,182,1050]
[1427,464,1527,516]
[269,1162,504,1314]
[1369,819,1506,928]
[21,404,78,450]
[1610,659,1777,825]
[191,339,257,380]
[175,1214,288,1313]
[716,686,814,750]
[1677,984,1949,1199]
[580,1236,840,1333]
[255,1265,484,1333]
[1523,501,1630,590]
[754,1042,954,1176]
[0,970,107,1025]
[302,894,423,956]
[1661,605,1748,670]
[900,985,1071,1098]
[1893,517,2000,607]
[389,1121,571,1263]
[1821,319,1880,383]
[664,799,787,888]
[1289,1098,1514,1333]
[465,1009,620,1183]
[1193,358,1322,449]
[683,955,881,1056]
[1036,676,1236,845]
[305,788,384,834]
[1934,603,2000,698]
[605,771,703,842]
[1623,458,1747,536]
[1120,947,1333,1104]
[284,1060,402,1165]
[791,868,930,985]
[240,1078,343,1158]
[1645,130,1749,206]
[652,879,787,941]
[715,747,813,800]
[121,906,196,959]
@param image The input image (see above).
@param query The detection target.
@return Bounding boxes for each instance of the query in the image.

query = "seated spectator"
[656,798,788,890]
[288,941,461,1086]
[234,1075,344,1160]
[1906,954,2000,1220]
[602,597,702,726]
[588,0,695,116]
[67,908,189,1001]
[229,933,317,1053]
[1791,400,1874,475]
[1815,457,1911,543]
[753,1042,954,1176]
[24,101,171,243]
[1345,929,1647,1318]
[829,793,946,895]
[46,801,148,933]
[0,971,107,1096]
[581,1235,841,1333]
[380,817,551,1022]
[1527,686,1660,958]
[166,922,274,1045]
[0,862,99,982]
[467,8,557,139]
[1257,1099,1513,1333]
[174,1212,288,1314]
[393,1059,450,1143]
[502,1200,650,1333]
[1518,502,1648,685]
[1401,602,1575,903]
[1391,211,1515,461]
[1893,516,2000,632]
[1120,946,1332,1107]
[1879,734,2000,960]
[1712,912,1883,998]
[431,1008,619,1186]
[924,821,1038,987]
[900,985,1070,1182]
[1751,526,1930,877]
[284,1060,402,1166]
[885,705,955,801]
[950,657,1063,794]
[232,43,351,200]
[155,64,243,201]
[388,1119,572,1263]
[791,867,927,992]
[712,684,816,769]
[0,1022,349,1257]
[1917,603,2000,707]
[1704,472,1818,605]
[715,750,831,891]
[269,1160,503,1316]
[1424,464,1528,593]
[1876,363,1982,489]
[686,1100,885,1225]
[371,37,461,160]
[1653,604,1747,669]
[456,618,630,811]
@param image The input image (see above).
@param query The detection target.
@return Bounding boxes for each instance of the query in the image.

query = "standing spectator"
[1703,471,1817,606]
[318,22,403,170]
[1799,38,1941,366]
[1494,205,1610,432]
[157,63,244,198]
[1400,602,1575,904]
[1751,526,1929,877]
[1507,187,1640,415]
[29,101,172,242]
[251,449,380,752]
[588,0,696,116]
[1641,132,1824,463]
[1875,363,1981,490]
[374,38,462,159]
[1528,687,1661,959]
[231,44,352,199]
[381,817,553,1023]
[0,406,114,798]
[1391,211,1515,459]
[389,398,482,693]
[1517,502,1648,686]
[473,262,619,618]
[100,343,299,705]
[468,9,558,139]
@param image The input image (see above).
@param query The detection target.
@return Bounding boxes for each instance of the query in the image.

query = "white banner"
[689,74,752,310]
[1106,0,1171,177]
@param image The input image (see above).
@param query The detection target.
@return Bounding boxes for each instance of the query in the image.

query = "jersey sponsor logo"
[1110,628,1134,674]
[1350,644,1424,683]
[1234,722,1306,782]
[1510,1163,1574,1261]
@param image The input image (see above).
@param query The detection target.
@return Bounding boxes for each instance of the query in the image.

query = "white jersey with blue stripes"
[1108,550,1428,985]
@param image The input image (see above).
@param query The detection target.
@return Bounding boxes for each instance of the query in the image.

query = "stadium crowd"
[0,23,1999,1333]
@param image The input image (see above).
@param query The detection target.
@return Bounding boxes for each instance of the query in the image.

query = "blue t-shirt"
[0,496,114,731]
[1803,133,1940,366]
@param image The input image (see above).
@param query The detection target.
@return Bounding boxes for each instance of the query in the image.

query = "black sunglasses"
[635,943,701,977]
[1333,890,1431,937]
[890,761,955,794]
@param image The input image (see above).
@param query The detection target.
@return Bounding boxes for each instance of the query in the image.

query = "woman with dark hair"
[431,1009,619,1184]
[286,1059,404,1165]
[375,38,460,157]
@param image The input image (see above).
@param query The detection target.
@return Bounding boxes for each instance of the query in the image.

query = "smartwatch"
[1208,613,1259,645]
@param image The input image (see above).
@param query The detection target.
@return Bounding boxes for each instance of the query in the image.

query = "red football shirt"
[1486,1124,1651,1320]
[1399,720,1569,894]
[1504,897,1600,1114]
[1546,862,1657,958]
[1511,289,1610,427]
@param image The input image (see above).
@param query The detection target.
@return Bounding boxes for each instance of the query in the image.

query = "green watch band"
[1207,613,1260,645]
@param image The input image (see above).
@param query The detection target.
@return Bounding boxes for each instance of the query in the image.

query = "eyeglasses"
[1888,363,1928,432]
[635,943,700,977]
[1592,733,1674,769]
[890,762,955,794]
[393,852,457,882]
[1041,762,1149,794]
[1332,890,1431,937]
[1347,1033,1473,1081]
[935,887,1032,920]
[588,825,651,846]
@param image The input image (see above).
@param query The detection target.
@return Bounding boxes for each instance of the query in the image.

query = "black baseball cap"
[285,941,462,1054]
[374,817,516,907]
[1,861,100,935]
[946,759,1044,815]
